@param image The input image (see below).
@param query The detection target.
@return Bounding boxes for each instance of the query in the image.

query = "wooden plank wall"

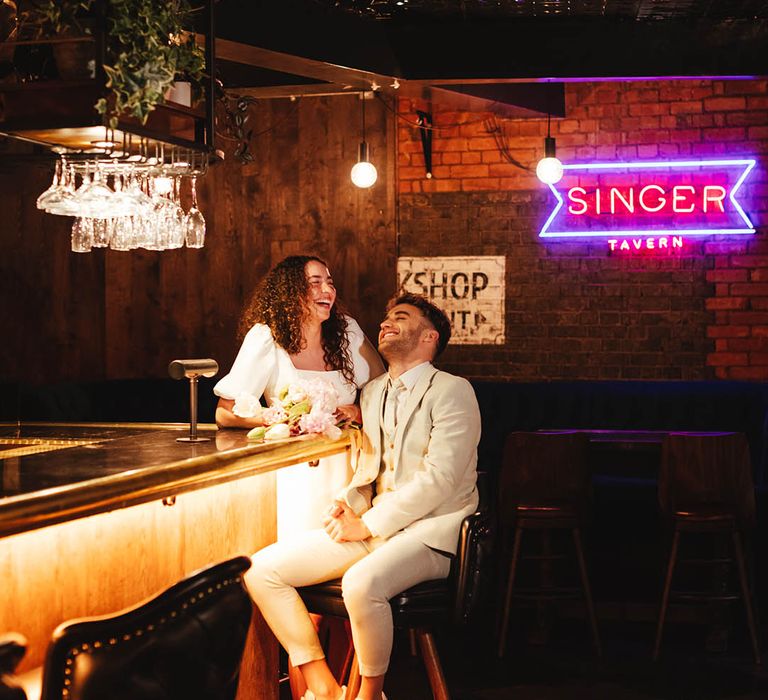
[0,95,395,386]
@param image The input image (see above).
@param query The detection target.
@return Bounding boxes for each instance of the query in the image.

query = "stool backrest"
[499,431,591,521]
[40,557,252,700]
[659,432,755,526]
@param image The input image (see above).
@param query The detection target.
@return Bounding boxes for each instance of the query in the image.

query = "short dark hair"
[387,293,452,358]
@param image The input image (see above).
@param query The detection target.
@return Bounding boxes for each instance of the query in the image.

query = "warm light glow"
[536,156,564,185]
[351,160,378,188]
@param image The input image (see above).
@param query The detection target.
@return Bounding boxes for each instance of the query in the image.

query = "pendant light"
[536,108,563,185]
[351,92,378,189]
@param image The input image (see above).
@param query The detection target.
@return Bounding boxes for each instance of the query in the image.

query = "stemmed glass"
[185,175,206,248]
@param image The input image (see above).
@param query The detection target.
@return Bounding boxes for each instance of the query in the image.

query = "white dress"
[213,316,373,539]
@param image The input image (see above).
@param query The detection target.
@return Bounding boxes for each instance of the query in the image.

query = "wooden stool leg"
[339,620,355,686]
[347,649,362,698]
[409,628,419,657]
[572,527,602,658]
[288,660,307,700]
[416,629,450,700]
[497,527,524,657]
[654,529,680,661]
[731,530,762,665]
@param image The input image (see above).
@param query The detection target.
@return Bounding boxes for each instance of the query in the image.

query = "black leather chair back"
[39,557,253,700]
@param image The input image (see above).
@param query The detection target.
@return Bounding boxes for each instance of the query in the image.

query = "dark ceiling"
[213,0,768,118]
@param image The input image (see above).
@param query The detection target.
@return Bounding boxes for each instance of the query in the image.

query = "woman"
[214,255,384,538]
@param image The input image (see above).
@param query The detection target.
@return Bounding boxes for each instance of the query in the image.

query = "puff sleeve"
[213,324,278,401]
[345,315,374,389]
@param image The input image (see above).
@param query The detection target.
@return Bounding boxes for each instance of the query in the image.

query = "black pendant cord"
[416,110,433,179]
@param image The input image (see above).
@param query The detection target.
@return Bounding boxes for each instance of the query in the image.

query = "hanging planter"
[20,0,206,128]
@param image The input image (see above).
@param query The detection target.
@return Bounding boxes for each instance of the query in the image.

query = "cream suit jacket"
[339,365,481,555]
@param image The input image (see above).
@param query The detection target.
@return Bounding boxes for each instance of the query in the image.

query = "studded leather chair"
[297,478,494,699]
[0,556,253,700]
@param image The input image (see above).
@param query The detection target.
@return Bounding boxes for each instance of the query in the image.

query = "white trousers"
[245,528,450,677]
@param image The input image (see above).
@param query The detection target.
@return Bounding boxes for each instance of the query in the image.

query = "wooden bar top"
[0,422,353,539]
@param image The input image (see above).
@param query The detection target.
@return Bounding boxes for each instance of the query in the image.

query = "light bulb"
[536,156,563,185]
[351,142,377,188]
[536,135,563,184]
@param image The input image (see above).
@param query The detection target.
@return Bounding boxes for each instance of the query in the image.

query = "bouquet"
[236,378,342,442]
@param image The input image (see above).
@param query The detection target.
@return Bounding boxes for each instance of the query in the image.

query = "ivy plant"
[22,0,206,128]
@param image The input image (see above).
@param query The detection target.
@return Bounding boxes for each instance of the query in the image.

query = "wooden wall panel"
[0,96,396,391]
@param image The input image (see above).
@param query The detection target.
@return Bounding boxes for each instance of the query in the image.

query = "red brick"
[398,166,424,180]
[704,96,747,111]
[461,151,482,164]
[450,164,489,178]
[705,297,748,311]
[705,269,748,283]
[669,101,704,115]
[461,178,499,191]
[707,352,749,366]
[701,127,746,141]
[434,138,469,152]
[731,283,768,296]
[706,325,750,338]
[731,256,768,268]
[467,137,499,151]
[726,339,768,351]
[727,366,768,380]
[441,151,461,165]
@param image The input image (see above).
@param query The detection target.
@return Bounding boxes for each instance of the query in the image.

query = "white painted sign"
[397,256,505,345]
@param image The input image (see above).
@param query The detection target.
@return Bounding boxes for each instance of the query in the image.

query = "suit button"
[389,443,394,449]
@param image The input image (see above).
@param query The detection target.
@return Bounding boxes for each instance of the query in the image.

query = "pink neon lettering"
[606,236,686,252]
[703,185,726,213]
[567,187,588,215]
[672,185,695,213]
[639,185,666,213]
[610,188,634,214]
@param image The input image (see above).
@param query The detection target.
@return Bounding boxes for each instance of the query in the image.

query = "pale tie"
[383,378,405,436]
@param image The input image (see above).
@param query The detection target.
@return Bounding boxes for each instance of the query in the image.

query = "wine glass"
[184,175,206,248]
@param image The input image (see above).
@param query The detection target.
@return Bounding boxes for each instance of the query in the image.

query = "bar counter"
[0,422,354,699]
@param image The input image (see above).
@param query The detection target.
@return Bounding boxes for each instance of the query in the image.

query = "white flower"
[233,393,263,419]
[264,423,291,440]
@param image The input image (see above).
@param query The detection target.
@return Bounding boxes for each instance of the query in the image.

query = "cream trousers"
[245,528,450,677]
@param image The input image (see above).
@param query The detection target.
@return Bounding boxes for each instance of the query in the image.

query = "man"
[246,293,481,700]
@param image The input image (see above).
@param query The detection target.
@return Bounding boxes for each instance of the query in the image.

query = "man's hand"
[323,500,371,542]
[334,404,362,426]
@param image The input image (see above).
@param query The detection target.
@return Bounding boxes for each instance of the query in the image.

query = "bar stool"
[297,502,494,699]
[654,432,761,664]
[496,431,601,658]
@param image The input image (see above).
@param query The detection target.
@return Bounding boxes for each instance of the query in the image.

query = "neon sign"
[539,158,756,240]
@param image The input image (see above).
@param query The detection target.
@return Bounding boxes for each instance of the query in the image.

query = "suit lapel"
[364,374,388,467]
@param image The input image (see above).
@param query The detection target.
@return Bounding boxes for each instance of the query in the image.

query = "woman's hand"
[334,403,362,426]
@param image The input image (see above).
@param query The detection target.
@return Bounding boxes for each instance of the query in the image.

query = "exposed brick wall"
[396,80,768,381]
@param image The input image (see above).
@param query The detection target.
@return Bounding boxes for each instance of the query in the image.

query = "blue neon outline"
[539,158,757,239]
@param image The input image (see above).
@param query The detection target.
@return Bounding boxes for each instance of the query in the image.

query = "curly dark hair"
[239,256,355,384]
